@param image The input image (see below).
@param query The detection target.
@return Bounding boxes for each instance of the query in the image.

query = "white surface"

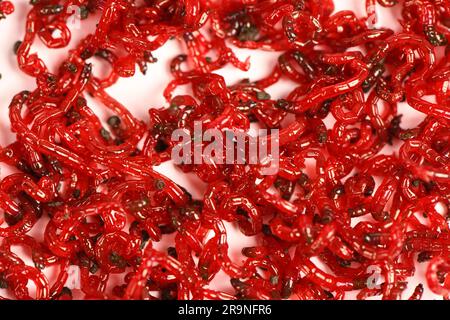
[0,0,443,299]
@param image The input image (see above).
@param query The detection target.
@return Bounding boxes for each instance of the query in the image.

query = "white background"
[0,1,443,299]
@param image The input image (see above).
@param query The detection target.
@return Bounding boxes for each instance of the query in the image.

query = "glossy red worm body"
[0,0,448,300]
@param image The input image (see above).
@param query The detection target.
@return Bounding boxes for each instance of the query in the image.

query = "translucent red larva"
[0,0,448,300]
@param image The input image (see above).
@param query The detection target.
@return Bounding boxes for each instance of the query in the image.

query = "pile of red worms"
[0,0,448,300]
